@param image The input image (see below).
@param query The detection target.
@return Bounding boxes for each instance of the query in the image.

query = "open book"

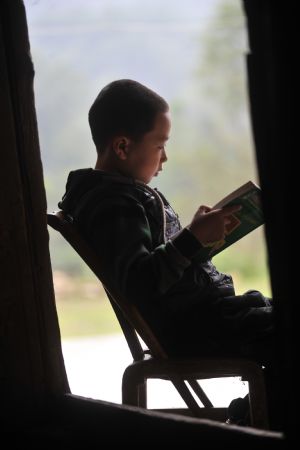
[201,180,264,258]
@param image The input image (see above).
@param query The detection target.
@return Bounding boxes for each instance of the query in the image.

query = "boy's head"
[89,79,170,184]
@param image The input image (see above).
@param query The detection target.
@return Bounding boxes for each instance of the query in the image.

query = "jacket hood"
[58,168,138,214]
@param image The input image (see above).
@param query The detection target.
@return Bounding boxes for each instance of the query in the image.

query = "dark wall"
[243,0,295,439]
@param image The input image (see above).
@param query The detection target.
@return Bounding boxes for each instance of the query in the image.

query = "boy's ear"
[113,137,130,160]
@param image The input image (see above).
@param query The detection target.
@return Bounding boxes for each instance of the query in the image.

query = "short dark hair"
[88,79,169,152]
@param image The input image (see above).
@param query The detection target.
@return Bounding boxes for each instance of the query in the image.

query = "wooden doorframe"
[0,0,69,423]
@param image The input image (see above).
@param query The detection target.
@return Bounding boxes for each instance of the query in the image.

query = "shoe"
[226,395,250,426]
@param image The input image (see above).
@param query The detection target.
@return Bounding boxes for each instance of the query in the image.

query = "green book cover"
[202,181,264,258]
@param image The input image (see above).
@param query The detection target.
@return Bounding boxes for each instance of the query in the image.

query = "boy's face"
[122,111,170,184]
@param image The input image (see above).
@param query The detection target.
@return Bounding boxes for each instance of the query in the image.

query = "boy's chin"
[151,172,159,182]
[139,172,160,184]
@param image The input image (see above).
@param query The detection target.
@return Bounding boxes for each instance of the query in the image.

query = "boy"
[59,79,277,423]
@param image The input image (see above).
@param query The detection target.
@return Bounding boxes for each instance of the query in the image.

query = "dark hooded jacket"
[59,169,273,356]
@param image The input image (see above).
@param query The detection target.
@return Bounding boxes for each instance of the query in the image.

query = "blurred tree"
[159,0,256,219]
[154,0,270,294]
[190,0,270,293]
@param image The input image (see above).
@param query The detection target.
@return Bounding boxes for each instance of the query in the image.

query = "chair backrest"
[47,211,167,361]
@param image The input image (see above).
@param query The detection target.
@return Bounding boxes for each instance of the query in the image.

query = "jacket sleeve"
[84,194,201,304]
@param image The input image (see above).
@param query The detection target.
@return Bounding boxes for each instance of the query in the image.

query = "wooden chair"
[47,211,269,429]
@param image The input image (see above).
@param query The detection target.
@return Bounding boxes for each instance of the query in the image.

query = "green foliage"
[49,229,86,275]
[153,0,266,286]
[52,271,121,337]
[213,236,272,297]
[56,297,121,337]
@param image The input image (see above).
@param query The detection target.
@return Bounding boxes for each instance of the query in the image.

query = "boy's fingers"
[220,204,242,216]
[198,205,212,213]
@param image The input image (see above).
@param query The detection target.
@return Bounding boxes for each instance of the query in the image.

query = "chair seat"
[122,354,269,429]
[123,354,266,380]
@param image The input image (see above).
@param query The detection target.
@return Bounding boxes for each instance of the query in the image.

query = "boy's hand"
[187,204,241,245]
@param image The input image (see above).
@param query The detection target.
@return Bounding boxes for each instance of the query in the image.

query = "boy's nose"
[161,148,168,163]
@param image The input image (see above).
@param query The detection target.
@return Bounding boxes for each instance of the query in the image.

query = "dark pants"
[165,290,282,430]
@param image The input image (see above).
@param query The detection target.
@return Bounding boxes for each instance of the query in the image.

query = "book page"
[213,181,259,209]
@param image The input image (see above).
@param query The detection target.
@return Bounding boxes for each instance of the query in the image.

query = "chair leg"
[122,377,139,406]
[137,381,147,408]
[171,378,203,417]
[122,366,141,407]
[122,365,147,408]
[248,378,269,429]
[187,379,213,408]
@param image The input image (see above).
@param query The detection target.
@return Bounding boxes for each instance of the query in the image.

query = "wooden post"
[0,0,69,423]
[243,0,295,438]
